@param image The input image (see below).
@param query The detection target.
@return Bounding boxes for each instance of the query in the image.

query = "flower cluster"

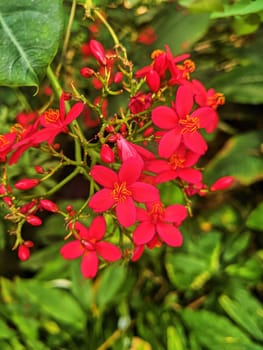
[0,27,234,278]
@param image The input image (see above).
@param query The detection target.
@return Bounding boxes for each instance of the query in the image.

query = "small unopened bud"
[25,214,42,226]
[143,127,154,137]
[35,165,45,174]
[100,144,115,163]
[210,176,235,192]
[3,196,13,206]
[14,178,39,190]
[89,39,107,66]
[114,72,123,83]
[18,245,30,261]
[39,199,59,213]
[146,70,160,92]
[80,67,95,78]
[24,240,34,248]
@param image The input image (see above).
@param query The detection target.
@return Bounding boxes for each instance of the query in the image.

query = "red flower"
[128,92,152,114]
[23,94,84,145]
[0,132,16,162]
[88,158,160,227]
[145,145,202,184]
[133,201,187,247]
[60,216,121,278]
[151,84,218,157]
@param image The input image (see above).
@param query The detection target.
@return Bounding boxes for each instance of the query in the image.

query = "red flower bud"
[18,245,30,261]
[146,70,160,92]
[100,144,115,163]
[39,199,59,212]
[210,176,235,192]
[0,184,6,195]
[3,196,13,206]
[25,215,42,226]
[80,67,95,78]
[143,127,154,137]
[89,39,107,65]
[113,72,123,83]
[24,240,34,248]
[35,165,45,174]
[14,178,39,190]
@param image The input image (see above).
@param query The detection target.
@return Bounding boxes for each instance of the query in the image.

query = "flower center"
[169,154,185,170]
[111,181,132,203]
[43,109,60,124]
[149,203,165,223]
[0,135,9,148]
[81,240,95,251]
[208,92,225,109]
[179,114,200,134]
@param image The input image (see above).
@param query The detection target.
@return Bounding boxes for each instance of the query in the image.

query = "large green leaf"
[204,131,263,185]
[246,201,263,231]
[0,0,64,89]
[219,290,263,342]
[211,0,263,18]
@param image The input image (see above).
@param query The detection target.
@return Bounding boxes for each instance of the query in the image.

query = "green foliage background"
[0,0,263,349]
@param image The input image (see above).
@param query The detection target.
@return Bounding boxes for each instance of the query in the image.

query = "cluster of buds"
[0,34,234,278]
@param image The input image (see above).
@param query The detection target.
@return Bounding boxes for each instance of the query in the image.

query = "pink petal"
[155,170,177,184]
[158,129,182,158]
[119,158,142,184]
[90,165,118,188]
[156,223,183,247]
[177,168,202,184]
[145,159,169,174]
[183,132,207,155]
[116,197,136,227]
[64,102,84,125]
[192,107,218,133]
[133,221,156,245]
[175,85,194,117]
[164,204,188,225]
[136,207,149,221]
[151,106,178,129]
[74,222,90,240]
[81,252,99,278]
[130,182,159,203]
[88,189,115,212]
[88,216,106,241]
[60,240,83,259]
[95,241,122,261]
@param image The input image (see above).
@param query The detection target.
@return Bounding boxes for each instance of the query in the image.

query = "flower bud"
[80,67,95,78]
[14,178,39,190]
[113,72,123,83]
[210,176,235,192]
[39,199,59,213]
[89,39,107,66]
[100,144,115,163]
[25,214,42,226]
[146,70,160,92]
[3,196,13,206]
[35,165,45,174]
[18,245,30,261]
[24,240,34,248]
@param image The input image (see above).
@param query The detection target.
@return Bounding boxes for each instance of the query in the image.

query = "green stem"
[93,9,120,47]
[44,167,80,197]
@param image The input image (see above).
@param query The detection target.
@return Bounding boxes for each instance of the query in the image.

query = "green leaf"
[96,264,127,310]
[223,232,251,262]
[246,201,263,231]
[15,279,86,329]
[211,0,263,18]
[0,318,14,339]
[0,0,64,89]
[204,131,263,185]
[182,309,262,350]
[153,8,211,54]
[167,326,185,350]
[219,290,263,342]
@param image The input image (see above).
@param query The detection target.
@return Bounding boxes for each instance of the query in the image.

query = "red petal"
[177,168,202,183]
[119,158,142,184]
[133,221,155,245]
[192,107,218,133]
[81,252,98,278]
[116,197,136,227]
[130,182,159,203]
[95,241,122,261]
[90,165,118,188]
[156,223,183,247]
[155,170,177,184]
[74,221,90,240]
[183,132,207,155]
[136,207,149,221]
[158,129,182,158]
[88,216,106,241]
[60,241,83,259]
[65,102,84,125]
[151,106,178,129]
[164,205,188,225]
[88,189,115,212]
[175,85,194,117]
[145,159,169,173]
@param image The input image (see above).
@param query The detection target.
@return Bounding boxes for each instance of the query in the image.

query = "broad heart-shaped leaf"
[0,0,64,89]
[204,131,263,185]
